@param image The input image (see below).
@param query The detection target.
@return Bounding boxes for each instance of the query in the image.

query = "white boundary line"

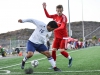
[34,70,100,73]
[0,70,10,74]
[2,70,100,74]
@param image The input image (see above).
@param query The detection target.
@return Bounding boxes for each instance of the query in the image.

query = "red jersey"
[44,8,68,39]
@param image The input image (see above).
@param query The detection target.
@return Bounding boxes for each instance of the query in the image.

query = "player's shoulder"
[62,14,67,22]
[54,14,58,16]
[62,14,67,18]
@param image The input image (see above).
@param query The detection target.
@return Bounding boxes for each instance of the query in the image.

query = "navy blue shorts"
[26,40,48,52]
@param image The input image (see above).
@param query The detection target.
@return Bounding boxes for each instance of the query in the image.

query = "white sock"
[68,55,71,59]
[55,61,56,65]
[48,57,56,68]
[23,57,28,62]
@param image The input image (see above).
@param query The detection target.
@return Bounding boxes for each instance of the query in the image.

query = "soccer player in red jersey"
[42,2,72,67]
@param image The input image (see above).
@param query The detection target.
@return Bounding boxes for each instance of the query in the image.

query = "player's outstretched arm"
[42,2,53,18]
[18,19,36,23]
[18,18,45,27]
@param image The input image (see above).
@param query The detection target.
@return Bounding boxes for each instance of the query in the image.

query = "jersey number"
[39,29,44,33]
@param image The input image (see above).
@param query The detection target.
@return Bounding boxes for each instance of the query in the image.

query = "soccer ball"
[31,60,39,68]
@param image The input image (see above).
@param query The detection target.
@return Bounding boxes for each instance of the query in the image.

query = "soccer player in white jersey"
[18,19,61,71]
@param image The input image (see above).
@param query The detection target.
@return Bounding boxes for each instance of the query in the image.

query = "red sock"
[60,51,69,58]
[52,50,56,61]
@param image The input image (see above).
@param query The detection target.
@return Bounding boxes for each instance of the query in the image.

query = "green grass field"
[0,46,100,75]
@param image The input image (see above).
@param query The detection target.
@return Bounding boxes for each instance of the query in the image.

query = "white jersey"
[22,19,50,44]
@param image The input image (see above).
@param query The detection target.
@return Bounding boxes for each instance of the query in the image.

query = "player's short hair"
[56,5,63,10]
[47,21,58,28]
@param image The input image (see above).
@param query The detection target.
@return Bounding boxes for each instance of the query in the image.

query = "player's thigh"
[26,40,36,53]
[36,44,48,51]
[52,38,61,49]
[59,39,66,49]
[37,44,51,57]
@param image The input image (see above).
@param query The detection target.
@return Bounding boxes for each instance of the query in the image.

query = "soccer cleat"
[68,57,72,67]
[53,67,61,72]
[21,60,25,69]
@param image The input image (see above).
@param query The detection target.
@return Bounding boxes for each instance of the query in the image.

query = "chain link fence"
[0,39,27,55]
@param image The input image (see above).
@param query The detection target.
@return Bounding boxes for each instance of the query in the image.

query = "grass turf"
[0,46,100,75]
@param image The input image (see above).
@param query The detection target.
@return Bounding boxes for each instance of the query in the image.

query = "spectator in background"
[0,46,6,57]
[15,48,20,55]
[82,40,86,48]
[98,38,100,45]
[85,41,88,47]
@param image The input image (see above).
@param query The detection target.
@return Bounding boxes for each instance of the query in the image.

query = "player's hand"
[42,2,46,9]
[18,19,22,23]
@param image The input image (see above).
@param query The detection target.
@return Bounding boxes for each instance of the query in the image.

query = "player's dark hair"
[47,21,58,28]
[56,5,63,10]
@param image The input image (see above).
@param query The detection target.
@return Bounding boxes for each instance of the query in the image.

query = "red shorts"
[52,38,65,49]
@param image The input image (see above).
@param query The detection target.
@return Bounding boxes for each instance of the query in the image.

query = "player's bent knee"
[27,52,34,58]
[59,49,65,52]
[52,48,57,51]
[42,51,51,57]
